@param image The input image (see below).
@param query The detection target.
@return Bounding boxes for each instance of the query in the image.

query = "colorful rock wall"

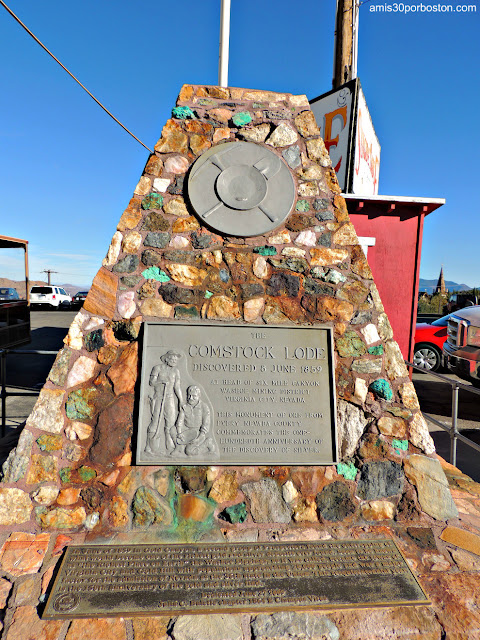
[0,84,447,542]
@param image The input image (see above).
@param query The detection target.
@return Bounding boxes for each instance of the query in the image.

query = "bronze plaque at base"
[43,540,429,619]
[136,323,337,466]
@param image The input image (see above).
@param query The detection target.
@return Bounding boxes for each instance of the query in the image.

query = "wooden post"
[333,0,358,89]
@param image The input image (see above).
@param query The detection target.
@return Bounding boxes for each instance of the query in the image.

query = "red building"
[345,194,445,361]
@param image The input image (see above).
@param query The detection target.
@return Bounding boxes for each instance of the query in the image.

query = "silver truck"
[443,306,480,387]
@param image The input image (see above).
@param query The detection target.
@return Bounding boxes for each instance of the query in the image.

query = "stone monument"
[0,85,479,639]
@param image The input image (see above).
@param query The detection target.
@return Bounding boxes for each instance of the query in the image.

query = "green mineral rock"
[78,466,97,482]
[141,193,164,210]
[295,200,310,212]
[392,439,408,453]
[337,461,358,481]
[368,345,384,355]
[59,467,73,483]
[172,106,196,119]
[370,379,394,402]
[141,266,170,282]
[232,111,252,127]
[220,502,248,524]
[65,388,96,420]
[336,331,367,358]
[253,246,276,256]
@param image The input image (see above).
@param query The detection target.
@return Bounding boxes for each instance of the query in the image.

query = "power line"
[0,0,153,153]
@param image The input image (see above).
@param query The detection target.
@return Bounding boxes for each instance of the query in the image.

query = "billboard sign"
[309,79,380,196]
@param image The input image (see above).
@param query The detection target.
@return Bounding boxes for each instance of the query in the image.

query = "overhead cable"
[0,0,153,153]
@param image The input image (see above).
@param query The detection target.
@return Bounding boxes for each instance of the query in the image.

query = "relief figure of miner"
[170,385,219,458]
[145,350,183,454]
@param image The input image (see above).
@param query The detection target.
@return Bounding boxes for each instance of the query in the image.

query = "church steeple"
[435,265,446,295]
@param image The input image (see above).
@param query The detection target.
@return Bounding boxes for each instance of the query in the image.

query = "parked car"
[443,306,480,387]
[30,285,72,309]
[72,291,89,309]
[0,287,20,301]
[413,314,451,372]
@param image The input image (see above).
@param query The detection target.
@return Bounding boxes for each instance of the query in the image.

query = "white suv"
[30,285,72,309]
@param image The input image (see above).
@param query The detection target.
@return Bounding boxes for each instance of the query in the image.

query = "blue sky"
[1,0,479,288]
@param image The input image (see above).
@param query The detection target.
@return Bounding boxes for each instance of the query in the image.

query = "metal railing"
[406,360,480,467]
[0,348,57,437]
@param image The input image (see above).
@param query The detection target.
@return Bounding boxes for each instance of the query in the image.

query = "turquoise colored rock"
[368,345,384,355]
[65,388,96,420]
[253,246,276,256]
[232,111,252,127]
[295,200,310,212]
[392,439,409,452]
[204,290,213,299]
[172,106,196,119]
[141,193,164,210]
[370,379,394,402]
[141,266,170,282]
[220,502,248,524]
[78,466,97,482]
[337,461,358,481]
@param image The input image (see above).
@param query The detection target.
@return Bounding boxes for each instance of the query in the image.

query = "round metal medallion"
[53,593,79,613]
[188,141,296,237]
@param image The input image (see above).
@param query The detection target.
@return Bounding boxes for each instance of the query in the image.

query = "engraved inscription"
[44,540,429,619]
[137,324,337,465]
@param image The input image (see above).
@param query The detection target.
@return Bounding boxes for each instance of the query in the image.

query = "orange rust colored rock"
[333,194,350,222]
[5,605,63,640]
[41,565,55,594]
[154,119,188,154]
[144,154,163,177]
[178,84,194,102]
[185,120,213,134]
[106,342,138,396]
[316,297,355,322]
[351,244,373,279]
[132,617,169,640]
[290,469,329,497]
[440,525,480,556]
[110,496,129,528]
[57,488,81,506]
[52,534,72,556]
[190,134,212,156]
[83,268,118,319]
[117,198,142,231]
[172,216,200,233]
[178,495,213,521]
[213,127,231,143]
[196,86,230,99]
[0,533,50,577]
[66,618,127,640]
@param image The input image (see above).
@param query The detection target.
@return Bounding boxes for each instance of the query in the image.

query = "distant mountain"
[419,278,472,294]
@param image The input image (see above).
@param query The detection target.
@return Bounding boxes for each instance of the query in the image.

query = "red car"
[413,315,450,372]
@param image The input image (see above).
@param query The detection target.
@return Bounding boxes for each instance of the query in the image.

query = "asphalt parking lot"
[1,311,479,480]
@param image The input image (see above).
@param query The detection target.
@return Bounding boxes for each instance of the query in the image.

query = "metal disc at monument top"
[187,141,296,237]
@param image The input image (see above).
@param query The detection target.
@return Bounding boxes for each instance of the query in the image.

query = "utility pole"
[332,0,359,89]
[42,269,58,285]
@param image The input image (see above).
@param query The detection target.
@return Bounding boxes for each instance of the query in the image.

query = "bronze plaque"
[136,323,337,465]
[43,540,428,618]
